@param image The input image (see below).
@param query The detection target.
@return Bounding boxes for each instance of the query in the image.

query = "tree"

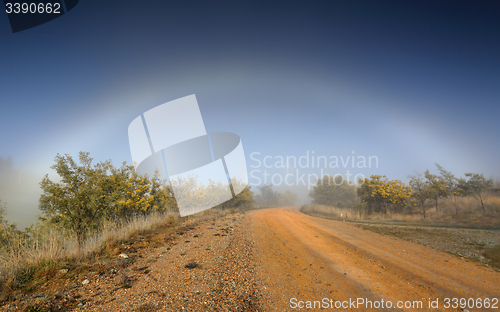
[39,152,169,248]
[459,173,494,213]
[109,165,171,218]
[218,182,255,209]
[310,175,357,208]
[408,173,432,219]
[424,169,449,213]
[0,200,21,249]
[278,190,298,206]
[357,175,411,215]
[256,184,279,207]
[435,164,462,215]
[0,200,6,225]
[168,175,254,213]
[0,200,9,246]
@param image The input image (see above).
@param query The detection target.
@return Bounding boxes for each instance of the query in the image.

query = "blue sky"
[1,0,499,228]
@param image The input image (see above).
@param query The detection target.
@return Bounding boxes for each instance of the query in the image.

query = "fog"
[0,156,44,229]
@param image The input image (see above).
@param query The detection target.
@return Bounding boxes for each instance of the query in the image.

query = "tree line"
[309,164,497,218]
[1,151,255,250]
[254,184,298,207]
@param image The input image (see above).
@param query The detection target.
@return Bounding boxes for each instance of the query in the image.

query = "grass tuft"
[184,260,199,269]
[483,246,500,269]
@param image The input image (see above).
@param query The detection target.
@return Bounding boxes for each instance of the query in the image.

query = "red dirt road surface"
[250,207,499,311]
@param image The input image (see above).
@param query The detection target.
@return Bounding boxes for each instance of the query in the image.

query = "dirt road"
[250,207,499,311]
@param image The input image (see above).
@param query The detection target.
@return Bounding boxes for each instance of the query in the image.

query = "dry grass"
[483,246,500,269]
[428,196,500,226]
[0,211,180,289]
[302,194,500,227]
[0,207,239,295]
[300,204,421,221]
[435,196,500,215]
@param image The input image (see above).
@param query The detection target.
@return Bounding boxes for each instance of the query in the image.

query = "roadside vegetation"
[304,163,499,225]
[0,151,255,304]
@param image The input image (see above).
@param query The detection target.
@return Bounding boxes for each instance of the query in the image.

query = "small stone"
[58,269,68,274]
[119,253,129,259]
[82,279,90,285]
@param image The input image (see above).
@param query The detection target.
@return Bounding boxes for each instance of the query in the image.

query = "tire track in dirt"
[250,207,499,311]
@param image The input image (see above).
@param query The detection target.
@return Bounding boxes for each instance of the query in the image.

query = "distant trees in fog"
[0,200,21,248]
[308,164,498,219]
[255,184,297,207]
[309,175,357,208]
